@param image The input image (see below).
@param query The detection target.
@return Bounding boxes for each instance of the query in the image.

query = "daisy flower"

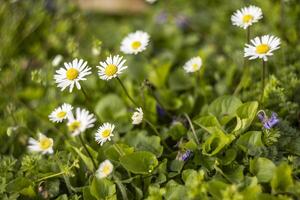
[54,58,92,92]
[132,107,143,125]
[97,55,127,80]
[231,5,263,29]
[183,56,202,73]
[244,35,281,61]
[52,55,63,67]
[49,103,73,123]
[96,160,113,179]
[28,133,54,154]
[145,0,157,4]
[95,123,115,146]
[67,108,96,136]
[120,31,150,55]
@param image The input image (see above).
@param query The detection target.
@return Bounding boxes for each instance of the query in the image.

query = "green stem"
[81,85,91,102]
[184,113,200,146]
[36,171,66,182]
[114,142,125,157]
[145,119,172,152]
[117,77,139,107]
[260,60,266,103]
[79,134,97,171]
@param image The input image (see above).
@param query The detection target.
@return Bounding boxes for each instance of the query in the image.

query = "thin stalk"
[234,27,251,95]
[145,119,172,152]
[36,171,66,182]
[260,60,266,103]
[183,113,200,145]
[114,142,125,157]
[79,134,97,171]
[194,70,200,98]
[81,86,91,102]
[117,77,139,107]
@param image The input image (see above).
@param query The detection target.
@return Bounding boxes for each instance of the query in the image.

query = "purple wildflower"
[156,11,168,25]
[257,111,279,129]
[156,104,166,118]
[176,150,193,161]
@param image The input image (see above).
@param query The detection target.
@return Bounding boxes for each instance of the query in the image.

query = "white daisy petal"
[231,5,263,29]
[244,35,281,61]
[54,58,91,93]
[96,160,113,179]
[97,55,128,81]
[132,107,143,125]
[67,108,96,136]
[49,103,73,123]
[183,56,203,73]
[95,123,115,146]
[120,31,150,55]
[28,133,54,154]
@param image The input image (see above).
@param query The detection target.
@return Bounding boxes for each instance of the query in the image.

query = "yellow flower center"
[192,64,199,70]
[102,164,111,175]
[66,68,79,80]
[39,138,52,150]
[68,121,81,132]
[243,14,253,23]
[131,41,141,50]
[102,129,111,138]
[105,64,118,77]
[56,111,66,119]
[256,44,270,54]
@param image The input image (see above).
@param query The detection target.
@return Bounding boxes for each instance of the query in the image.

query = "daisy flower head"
[145,0,157,4]
[97,55,127,81]
[52,55,63,67]
[120,31,150,55]
[96,160,113,179]
[28,133,54,154]
[231,5,263,29]
[49,103,73,123]
[54,58,92,92]
[95,123,115,146]
[183,56,202,73]
[132,107,143,125]
[244,35,281,61]
[67,108,96,136]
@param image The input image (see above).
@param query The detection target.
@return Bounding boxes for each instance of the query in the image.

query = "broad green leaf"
[207,180,228,199]
[120,151,158,174]
[72,147,95,172]
[236,131,264,156]
[208,95,242,123]
[233,101,258,135]
[166,122,187,140]
[218,148,237,165]
[168,68,194,91]
[83,186,97,200]
[271,163,294,193]
[6,177,32,193]
[194,115,222,132]
[148,62,172,88]
[124,131,163,157]
[90,177,116,200]
[250,157,276,183]
[165,180,187,200]
[169,160,184,173]
[95,94,127,121]
[104,143,134,162]
[202,127,233,156]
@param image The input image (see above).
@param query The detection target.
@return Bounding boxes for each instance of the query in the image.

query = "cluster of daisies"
[231,5,281,61]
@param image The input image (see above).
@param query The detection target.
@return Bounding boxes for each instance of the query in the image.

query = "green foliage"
[1,0,300,199]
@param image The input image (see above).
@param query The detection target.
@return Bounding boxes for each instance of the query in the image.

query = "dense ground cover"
[1,0,300,199]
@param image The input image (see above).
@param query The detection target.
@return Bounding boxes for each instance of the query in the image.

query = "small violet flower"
[257,111,279,130]
[176,150,193,162]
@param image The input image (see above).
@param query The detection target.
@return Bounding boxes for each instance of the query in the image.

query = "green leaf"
[6,177,32,193]
[166,122,187,140]
[72,147,94,172]
[250,157,276,183]
[120,151,158,174]
[233,101,258,135]
[208,95,242,123]
[202,127,233,156]
[90,177,116,200]
[236,131,264,156]
[83,186,97,200]
[271,163,294,193]
[104,143,134,162]
[124,131,163,157]
[148,62,172,88]
[168,68,194,91]
[95,94,127,121]
[194,115,222,131]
